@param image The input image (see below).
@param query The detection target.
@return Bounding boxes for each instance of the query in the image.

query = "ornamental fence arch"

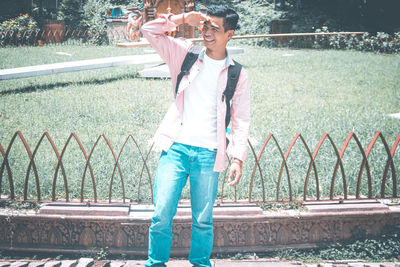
[1,131,399,204]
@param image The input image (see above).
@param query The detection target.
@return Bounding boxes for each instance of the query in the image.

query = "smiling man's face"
[202,16,234,58]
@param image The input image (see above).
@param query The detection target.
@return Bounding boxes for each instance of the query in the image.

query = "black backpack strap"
[223,60,242,128]
[175,45,203,98]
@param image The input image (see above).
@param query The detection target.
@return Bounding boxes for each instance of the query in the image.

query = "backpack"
[174,46,242,128]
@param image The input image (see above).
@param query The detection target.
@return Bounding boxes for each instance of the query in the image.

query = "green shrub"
[0,14,40,46]
[109,0,141,5]
[267,225,400,262]
[80,0,112,45]
[235,1,282,36]
[318,226,400,261]
[57,0,84,29]
[0,13,39,32]
[311,30,400,53]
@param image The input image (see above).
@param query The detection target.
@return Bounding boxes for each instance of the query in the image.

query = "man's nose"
[202,27,212,36]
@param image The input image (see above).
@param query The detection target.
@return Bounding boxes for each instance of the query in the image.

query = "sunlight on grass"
[1,45,399,201]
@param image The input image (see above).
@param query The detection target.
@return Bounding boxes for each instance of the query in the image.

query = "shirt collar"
[198,47,235,68]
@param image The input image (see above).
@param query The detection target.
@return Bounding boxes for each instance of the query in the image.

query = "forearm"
[140,15,189,67]
[172,11,209,28]
[140,15,177,37]
[169,13,186,25]
[141,11,207,37]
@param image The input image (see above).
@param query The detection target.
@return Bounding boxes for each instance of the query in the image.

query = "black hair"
[206,5,239,32]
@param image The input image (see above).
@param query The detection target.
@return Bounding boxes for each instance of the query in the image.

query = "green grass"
[259,225,400,263]
[0,43,399,202]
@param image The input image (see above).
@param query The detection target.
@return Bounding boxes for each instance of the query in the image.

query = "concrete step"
[122,261,146,267]
[1,260,399,267]
[59,260,77,267]
[347,263,364,267]
[305,200,389,213]
[43,261,61,267]
[213,260,305,267]
[75,259,94,267]
[10,263,29,267]
[38,203,130,216]
[0,54,162,80]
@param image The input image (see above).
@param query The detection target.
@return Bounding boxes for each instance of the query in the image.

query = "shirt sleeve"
[140,14,192,90]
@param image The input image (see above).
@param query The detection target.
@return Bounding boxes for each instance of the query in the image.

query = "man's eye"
[202,25,218,33]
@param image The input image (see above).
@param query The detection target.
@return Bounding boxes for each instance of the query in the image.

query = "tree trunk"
[38,0,43,21]
[296,0,301,10]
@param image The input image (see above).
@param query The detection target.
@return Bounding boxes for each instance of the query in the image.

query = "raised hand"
[182,11,210,27]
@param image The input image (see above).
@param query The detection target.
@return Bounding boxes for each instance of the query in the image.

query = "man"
[141,5,250,267]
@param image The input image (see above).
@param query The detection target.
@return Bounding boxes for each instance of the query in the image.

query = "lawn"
[0,43,399,202]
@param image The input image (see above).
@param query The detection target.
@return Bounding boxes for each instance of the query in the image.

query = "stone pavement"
[0,258,399,267]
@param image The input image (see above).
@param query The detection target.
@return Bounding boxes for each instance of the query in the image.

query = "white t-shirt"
[175,53,226,149]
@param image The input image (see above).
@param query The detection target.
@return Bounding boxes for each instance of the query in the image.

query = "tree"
[58,0,84,28]
[81,0,112,44]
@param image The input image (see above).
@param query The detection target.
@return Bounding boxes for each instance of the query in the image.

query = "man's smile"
[203,35,215,44]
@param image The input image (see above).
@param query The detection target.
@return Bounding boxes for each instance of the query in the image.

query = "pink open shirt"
[141,15,250,172]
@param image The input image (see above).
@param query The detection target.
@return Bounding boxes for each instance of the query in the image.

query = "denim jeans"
[145,143,220,267]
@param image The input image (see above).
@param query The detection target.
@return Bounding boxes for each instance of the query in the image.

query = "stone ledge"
[305,200,390,213]
[4,201,399,220]
[38,204,130,216]
[1,201,399,256]
[129,202,264,219]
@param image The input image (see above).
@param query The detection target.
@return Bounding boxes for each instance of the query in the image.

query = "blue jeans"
[145,143,220,267]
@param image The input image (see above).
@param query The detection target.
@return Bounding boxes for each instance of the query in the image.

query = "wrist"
[232,158,243,168]
[170,13,185,25]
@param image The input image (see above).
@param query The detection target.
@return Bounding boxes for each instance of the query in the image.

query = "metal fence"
[1,131,399,204]
[0,28,130,46]
[1,29,399,53]
[230,32,400,53]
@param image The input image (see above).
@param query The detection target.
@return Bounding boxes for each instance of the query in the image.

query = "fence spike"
[249,134,272,202]
[0,142,14,200]
[382,132,400,198]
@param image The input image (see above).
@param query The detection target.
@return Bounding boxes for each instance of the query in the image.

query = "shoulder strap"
[175,45,203,97]
[224,60,242,128]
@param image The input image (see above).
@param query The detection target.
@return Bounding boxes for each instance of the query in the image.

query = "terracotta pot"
[43,20,65,43]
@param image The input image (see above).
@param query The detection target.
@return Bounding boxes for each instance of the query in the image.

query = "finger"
[228,176,239,187]
[228,168,235,183]
[199,14,211,23]
[201,14,211,21]
[228,169,242,187]
[187,12,209,27]
[228,171,238,187]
